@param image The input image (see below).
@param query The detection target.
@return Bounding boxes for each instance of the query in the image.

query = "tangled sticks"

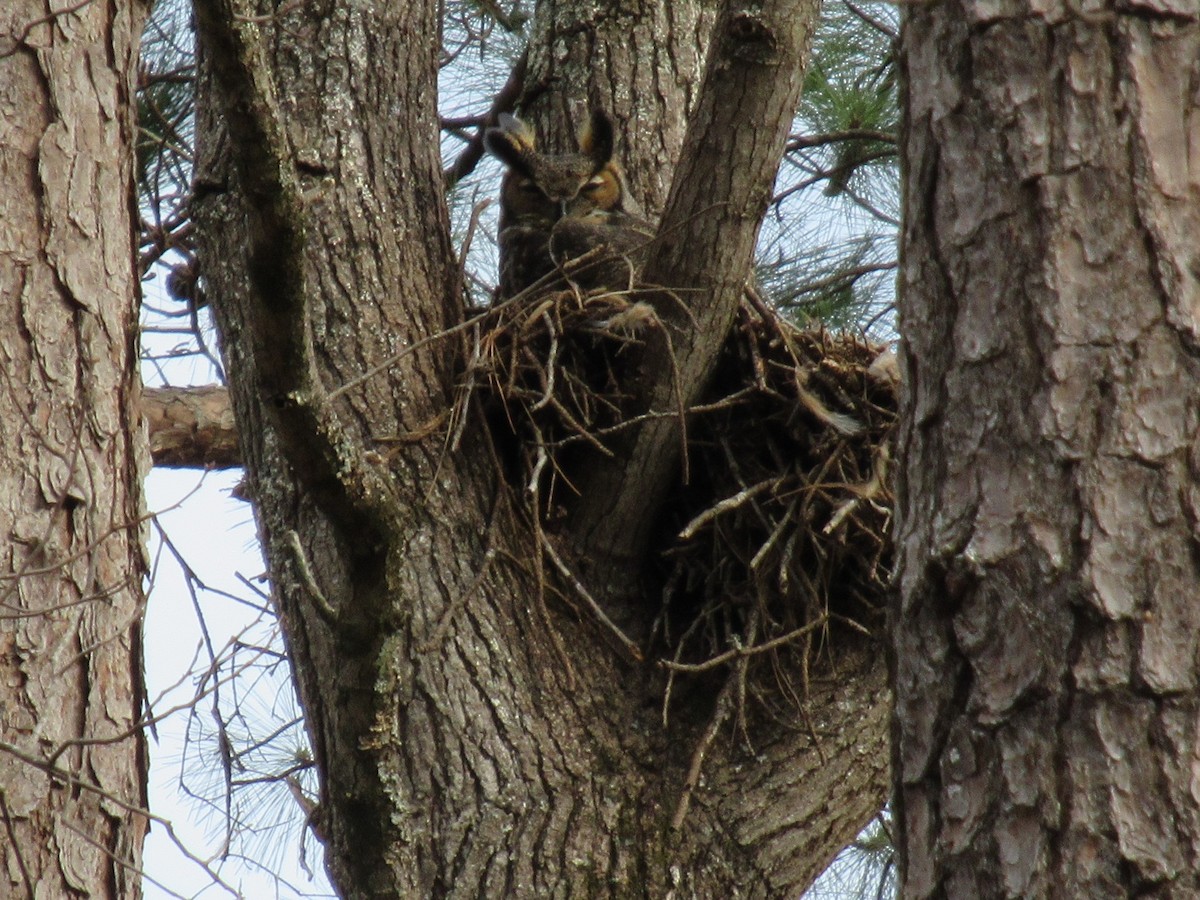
[458,282,897,717]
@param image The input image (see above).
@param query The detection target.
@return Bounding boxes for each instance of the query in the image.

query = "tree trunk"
[894,5,1200,897]
[191,0,888,896]
[519,0,715,215]
[0,0,149,896]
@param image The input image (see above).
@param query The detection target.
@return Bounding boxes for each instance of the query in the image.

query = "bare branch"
[444,48,528,186]
[569,0,822,595]
[144,385,239,468]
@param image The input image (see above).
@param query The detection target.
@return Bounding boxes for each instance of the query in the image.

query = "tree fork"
[191,0,891,894]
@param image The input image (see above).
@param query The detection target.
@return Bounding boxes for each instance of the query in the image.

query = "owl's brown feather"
[484,110,654,299]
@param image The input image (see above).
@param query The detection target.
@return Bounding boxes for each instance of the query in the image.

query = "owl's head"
[485,110,627,226]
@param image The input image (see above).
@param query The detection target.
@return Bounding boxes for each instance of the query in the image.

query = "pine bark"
[894,4,1200,897]
[192,0,887,896]
[0,0,149,895]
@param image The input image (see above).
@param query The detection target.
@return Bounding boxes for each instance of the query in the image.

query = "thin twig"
[454,198,492,305]
[677,476,785,541]
[671,675,735,830]
[327,266,567,402]
[660,616,830,674]
[530,311,558,411]
[286,530,339,625]
[419,546,496,652]
[0,791,34,900]
[444,48,527,186]
[0,740,244,897]
[539,539,642,663]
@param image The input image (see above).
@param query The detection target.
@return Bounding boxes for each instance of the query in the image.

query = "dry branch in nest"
[458,282,898,717]
[658,301,896,724]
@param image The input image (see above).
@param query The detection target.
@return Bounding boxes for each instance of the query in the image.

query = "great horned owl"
[484,109,654,299]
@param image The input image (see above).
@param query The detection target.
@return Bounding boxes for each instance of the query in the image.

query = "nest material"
[464,285,898,703]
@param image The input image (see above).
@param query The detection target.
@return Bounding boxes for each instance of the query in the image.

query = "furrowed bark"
[0,0,149,894]
[894,5,1200,896]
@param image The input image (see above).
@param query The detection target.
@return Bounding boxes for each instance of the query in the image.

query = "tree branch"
[192,0,398,542]
[443,48,527,187]
[144,385,239,469]
[569,0,821,597]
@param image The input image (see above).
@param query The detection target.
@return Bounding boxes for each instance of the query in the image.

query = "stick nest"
[462,286,898,705]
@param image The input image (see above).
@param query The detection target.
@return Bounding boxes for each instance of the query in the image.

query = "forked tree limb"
[192,0,400,543]
[569,0,821,598]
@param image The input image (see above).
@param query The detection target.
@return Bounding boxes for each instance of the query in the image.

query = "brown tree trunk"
[519,0,715,215]
[894,5,1200,897]
[191,0,887,896]
[0,0,149,895]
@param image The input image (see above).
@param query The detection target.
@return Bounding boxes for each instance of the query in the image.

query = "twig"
[733,609,760,753]
[786,128,896,152]
[527,443,549,497]
[677,476,785,541]
[660,616,829,674]
[0,739,244,897]
[286,530,339,626]
[454,198,492,305]
[444,48,527,186]
[783,260,897,298]
[660,603,710,729]
[843,0,897,39]
[0,791,34,900]
[659,317,691,484]
[671,675,735,830]
[326,266,567,402]
[448,323,482,453]
[525,467,578,689]
[61,820,191,900]
[750,494,800,571]
[548,396,615,458]
[539,539,642,662]
[418,547,497,652]
[530,311,558,411]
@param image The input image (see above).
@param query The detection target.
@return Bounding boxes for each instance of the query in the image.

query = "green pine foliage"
[758,0,899,338]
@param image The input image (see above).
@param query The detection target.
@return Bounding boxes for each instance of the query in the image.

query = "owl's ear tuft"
[485,114,539,178]
[495,114,537,148]
[579,109,615,171]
